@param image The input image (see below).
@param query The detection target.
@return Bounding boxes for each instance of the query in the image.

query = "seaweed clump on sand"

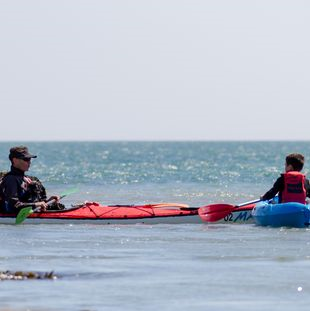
[0,271,57,280]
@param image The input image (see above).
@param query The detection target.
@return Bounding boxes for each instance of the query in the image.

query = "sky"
[0,0,309,141]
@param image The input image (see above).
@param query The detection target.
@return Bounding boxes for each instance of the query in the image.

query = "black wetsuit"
[0,166,39,213]
[262,174,310,203]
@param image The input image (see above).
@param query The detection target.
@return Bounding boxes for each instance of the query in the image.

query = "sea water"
[0,141,310,311]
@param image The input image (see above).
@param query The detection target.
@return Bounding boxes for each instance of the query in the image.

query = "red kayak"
[0,202,200,224]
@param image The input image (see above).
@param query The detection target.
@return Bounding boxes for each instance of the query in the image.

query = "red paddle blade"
[198,204,234,222]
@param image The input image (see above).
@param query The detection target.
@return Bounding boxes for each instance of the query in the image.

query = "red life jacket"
[281,171,306,204]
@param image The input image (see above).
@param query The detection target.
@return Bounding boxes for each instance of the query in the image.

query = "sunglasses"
[21,158,31,162]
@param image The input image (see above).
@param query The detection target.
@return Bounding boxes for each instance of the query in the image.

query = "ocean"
[0,141,310,310]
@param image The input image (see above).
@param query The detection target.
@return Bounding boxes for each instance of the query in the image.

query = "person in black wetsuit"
[261,153,310,204]
[0,146,59,214]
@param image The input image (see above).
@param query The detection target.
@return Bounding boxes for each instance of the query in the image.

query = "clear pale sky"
[0,1,309,141]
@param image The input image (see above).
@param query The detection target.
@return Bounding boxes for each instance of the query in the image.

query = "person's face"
[12,157,31,172]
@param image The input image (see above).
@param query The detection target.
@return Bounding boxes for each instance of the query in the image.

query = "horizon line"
[0,139,310,143]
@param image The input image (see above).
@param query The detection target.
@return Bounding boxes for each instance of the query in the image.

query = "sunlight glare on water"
[1,142,310,310]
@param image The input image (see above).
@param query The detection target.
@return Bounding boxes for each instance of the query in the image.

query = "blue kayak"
[252,201,310,228]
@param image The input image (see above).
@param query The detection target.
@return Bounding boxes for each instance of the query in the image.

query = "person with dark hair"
[261,153,310,204]
[0,146,60,214]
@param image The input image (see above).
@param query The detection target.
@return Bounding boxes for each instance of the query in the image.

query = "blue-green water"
[1,141,310,311]
[1,141,309,205]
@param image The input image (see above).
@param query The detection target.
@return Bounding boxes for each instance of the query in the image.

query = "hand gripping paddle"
[15,188,78,224]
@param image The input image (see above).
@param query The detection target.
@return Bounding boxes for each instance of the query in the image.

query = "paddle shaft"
[235,199,261,208]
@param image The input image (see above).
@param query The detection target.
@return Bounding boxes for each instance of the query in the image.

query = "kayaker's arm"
[261,176,283,201]
[3,176,55,212]
[17,196,60,212]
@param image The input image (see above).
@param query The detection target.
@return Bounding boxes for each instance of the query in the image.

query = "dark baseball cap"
[9,146,37,160]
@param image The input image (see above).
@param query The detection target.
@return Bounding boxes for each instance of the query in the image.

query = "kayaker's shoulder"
[0,171,15,184]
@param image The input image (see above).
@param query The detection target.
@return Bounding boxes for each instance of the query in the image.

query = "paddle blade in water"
[198,204,234,222]
[15,207,34,224]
